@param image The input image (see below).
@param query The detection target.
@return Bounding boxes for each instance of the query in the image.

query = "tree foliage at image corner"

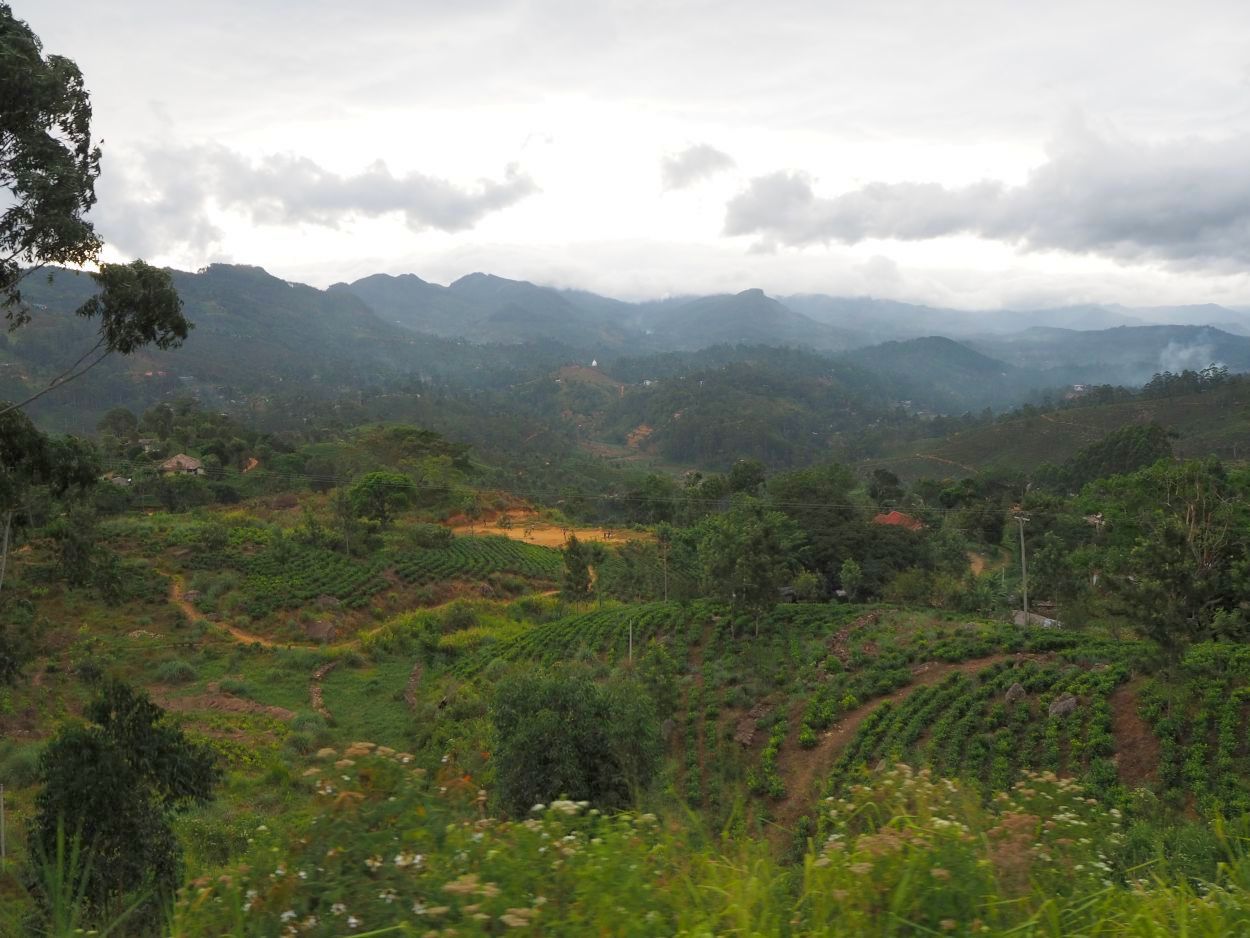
[0,3,189,412]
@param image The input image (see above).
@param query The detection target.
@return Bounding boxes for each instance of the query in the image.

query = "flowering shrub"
[806,765,1121,932]
[171,750,682,937]
[168,751,1250,938]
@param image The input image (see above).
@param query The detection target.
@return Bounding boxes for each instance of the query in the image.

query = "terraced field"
[389,535,561,586]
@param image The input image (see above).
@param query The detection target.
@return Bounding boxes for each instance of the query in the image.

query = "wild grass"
[159,752,1250,937]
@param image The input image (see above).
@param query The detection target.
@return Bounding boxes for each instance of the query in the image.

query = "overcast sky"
[24,0,1250,309]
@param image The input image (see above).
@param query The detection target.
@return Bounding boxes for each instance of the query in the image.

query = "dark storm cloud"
[725,123,1250,268]
[660,144,736,190]
[95,144,538,256]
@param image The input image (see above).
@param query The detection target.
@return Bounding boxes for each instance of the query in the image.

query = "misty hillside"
[837,336,1042,412]
[328,272,482,336]
[335,273,1250,356]
[12,263,1250,440]
[971,324,1250,386]
[638,288,859,351]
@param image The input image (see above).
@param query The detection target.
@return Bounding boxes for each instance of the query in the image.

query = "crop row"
[1140,674,1250,816]
[389,536,561,585]
[240,544,387,616]
[449,602,699,678]
[822,660,1127,800]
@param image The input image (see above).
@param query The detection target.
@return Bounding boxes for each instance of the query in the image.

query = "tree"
[96,406,138,441]
[348,471,415,527]
[1091,459,1250,651]
[0,409,98,597]
[46,506,96,586]
[490,666,660,816]
[0,3,100,315]
[561,534,593,601]
[331,486,366,555]
[696,495,802,636]
[867,468,904,507]
[0,6,189,412]
[839,558,864,601]
[0,598,35,683]
[32,680,218,928]
[140,402,175,441]
[727,458,766,495]
[792,569,824,602]
[768,461,859,579]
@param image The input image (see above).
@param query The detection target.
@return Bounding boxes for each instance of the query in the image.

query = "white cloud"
[660,144,736,190]
[725,121,1250,270]
[95,144,537,256]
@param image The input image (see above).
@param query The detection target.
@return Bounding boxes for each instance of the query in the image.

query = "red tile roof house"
[871,509,925,531]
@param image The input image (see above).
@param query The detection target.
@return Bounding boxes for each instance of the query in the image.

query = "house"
[871,510,924,532]
[160,454,204,476]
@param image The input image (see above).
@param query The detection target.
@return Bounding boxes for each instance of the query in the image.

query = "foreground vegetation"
[6,388,1250,935]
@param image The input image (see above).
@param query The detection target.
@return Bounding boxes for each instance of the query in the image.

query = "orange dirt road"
[448,512,651,549]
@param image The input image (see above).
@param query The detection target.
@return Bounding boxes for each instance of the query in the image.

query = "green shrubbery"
[159,752,1250,937]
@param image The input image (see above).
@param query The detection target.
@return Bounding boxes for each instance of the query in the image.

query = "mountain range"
[8,263,1250,435]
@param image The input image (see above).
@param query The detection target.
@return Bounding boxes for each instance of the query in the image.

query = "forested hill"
[836,336,1044,412]
[2,265,575,430]
[11,264,1250,479]
[861,368,1250,481]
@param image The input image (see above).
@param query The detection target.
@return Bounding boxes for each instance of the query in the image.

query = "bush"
[406,522,453,549]
[798,724,818,749]
[156,659,197,684]
[284,732,316,756]
[0,741,43,786]
[491,665,661,815]
[219,678,255,698]
[290,711,328,735]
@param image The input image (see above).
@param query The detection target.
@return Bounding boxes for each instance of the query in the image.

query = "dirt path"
[310,661,338,719]
[167,574,555,653]
[167,574,278,648]
[911,453,979,473]
[771,653,1039,843]
[403,661,424,710]
[1109,679,1159,787]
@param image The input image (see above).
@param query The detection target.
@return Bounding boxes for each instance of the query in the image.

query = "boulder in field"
[1048,693,1079,717]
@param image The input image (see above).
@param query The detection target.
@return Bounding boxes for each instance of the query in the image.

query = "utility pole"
[1,782,6,873]
[1014,511,1030,624]
[628,620,633,663]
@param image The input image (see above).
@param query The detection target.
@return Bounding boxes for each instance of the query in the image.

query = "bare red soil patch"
[1110,679,1159,787]
[626,423,654,448]
[153,683,295,721]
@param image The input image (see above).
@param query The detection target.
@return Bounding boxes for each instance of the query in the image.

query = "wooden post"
[1015,513,1030,624]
